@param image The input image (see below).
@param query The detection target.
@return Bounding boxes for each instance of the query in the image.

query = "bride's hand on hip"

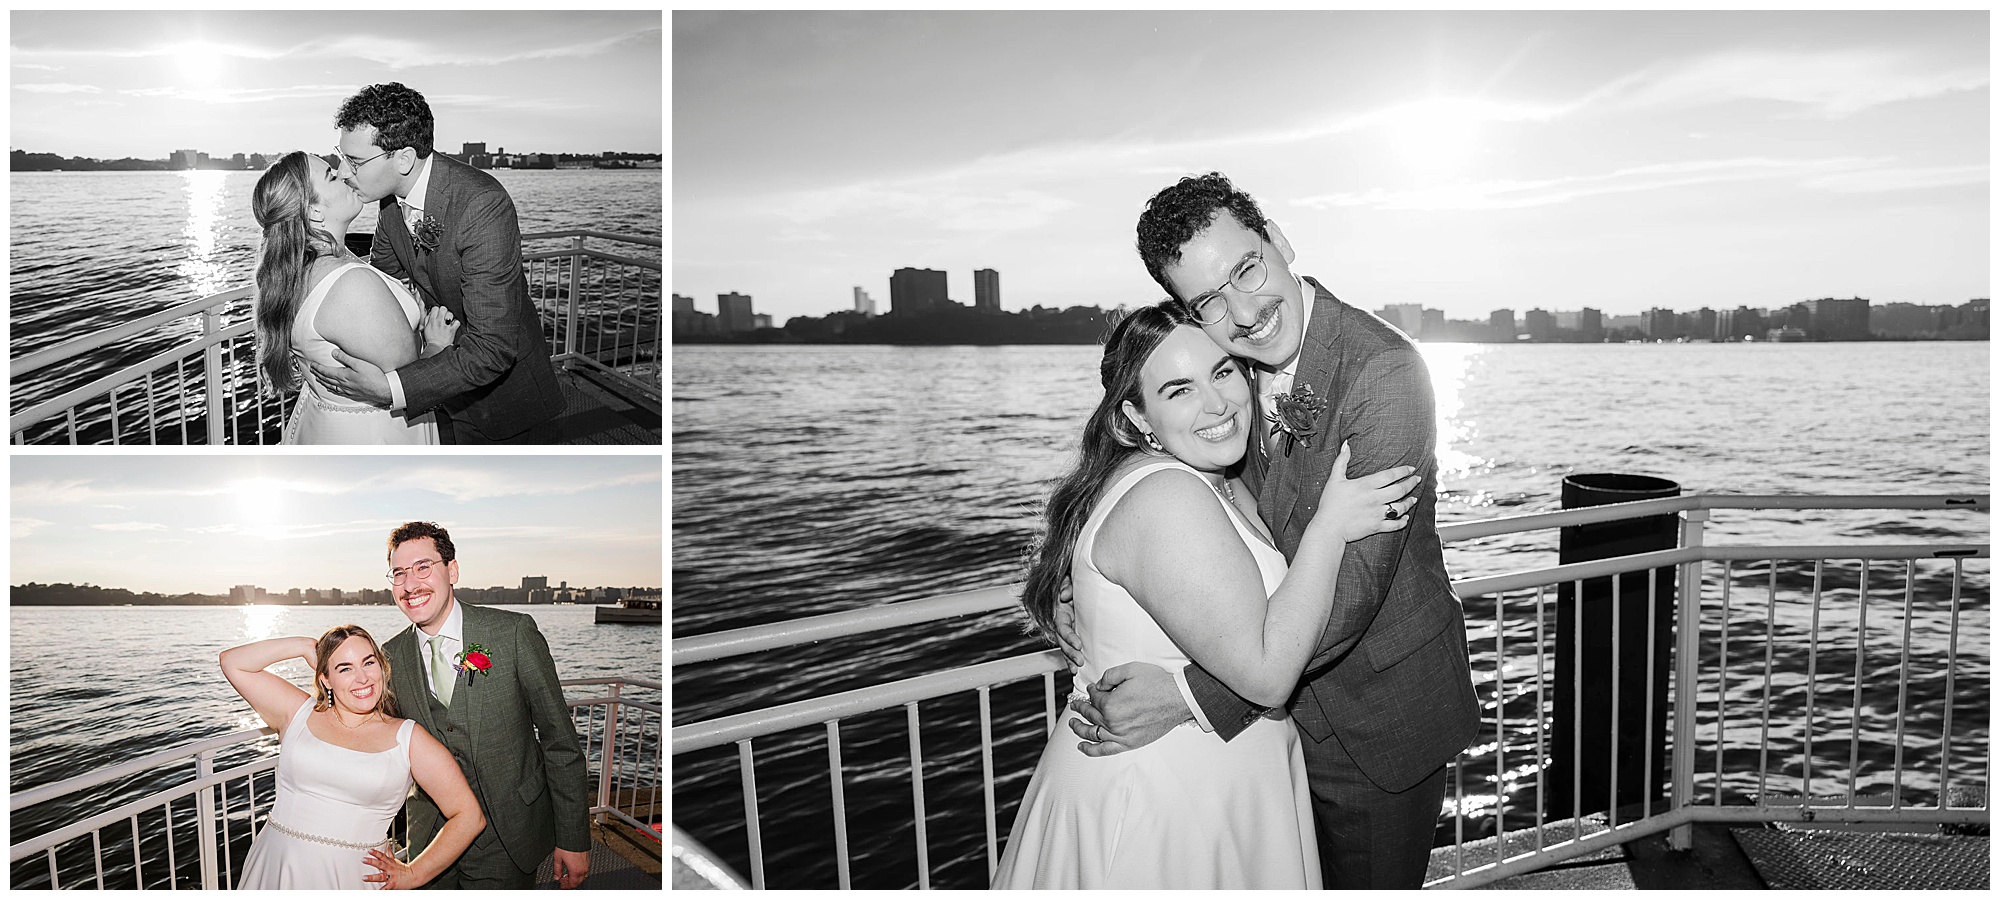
[420,306,460,357]
[362,847,420,889]
[1317,441,1421,542]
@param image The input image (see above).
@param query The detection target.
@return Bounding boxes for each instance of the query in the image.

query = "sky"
[11,9,662,160]
[10,455,662,596]
[673,11,1989,324]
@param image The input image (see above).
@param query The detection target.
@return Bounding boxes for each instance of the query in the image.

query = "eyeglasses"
[387,558,442,584]
[1187,250,1268,326]
[334,145,391,172]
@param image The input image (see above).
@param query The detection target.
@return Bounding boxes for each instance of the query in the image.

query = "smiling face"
[320,634,386,715]
[391,536,458,633]
[1121,324,1254,473]
[305,153,363,231]
[1164,213,1306,370]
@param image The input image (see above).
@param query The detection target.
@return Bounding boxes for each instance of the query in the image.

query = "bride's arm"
[219,637,316,732]
[314,268,422,374]
[1097,451,1416,707]
[381,727,485,888]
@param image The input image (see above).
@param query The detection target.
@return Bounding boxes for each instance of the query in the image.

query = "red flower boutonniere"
[1266,383,1327,456]
[455,642,493,684]
[412,215,442,253]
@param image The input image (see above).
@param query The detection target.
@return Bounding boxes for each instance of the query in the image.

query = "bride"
[222,625,483,889]
[992,302,1418,888]
[251,151,454,444]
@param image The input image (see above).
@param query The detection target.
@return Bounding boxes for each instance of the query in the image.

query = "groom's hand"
[1051,579,1083,667]
[552,847,590,889]
[1067,662,1192,757]
[311,349,394,408]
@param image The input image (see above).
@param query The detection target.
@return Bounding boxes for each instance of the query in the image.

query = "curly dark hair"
[1135,172,1271,299]
[388,521,456,564]
[335,82,434,159]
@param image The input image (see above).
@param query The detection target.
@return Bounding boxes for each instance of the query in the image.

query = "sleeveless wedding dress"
[237,702,417,890]
[280,261,439,445]
[992,459,1321,889]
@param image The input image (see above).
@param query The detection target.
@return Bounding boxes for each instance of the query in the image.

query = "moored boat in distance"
[597,593,661,624]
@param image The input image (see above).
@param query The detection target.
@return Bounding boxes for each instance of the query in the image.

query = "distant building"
[1578,307,1604,342]
[1489,308,1515,338]
[230,152,247,169]
[1421,307,1445,339]
[1377,303,1424,338]
[853,286,877,317]
[673,293,719,337]
[890,267,949,315]
[1641,307,1676,339]
[249,153,267,169]
[718,292,756,333]
[171,149,200,169]
[974,268,1001,312]
[462,142,486,158]
[1523,308,1556,342]
[752,313,773,330]
[522,576,549,592]
[1806,297,1870,341]
[231,584,260,604]
[1718,306,1763,341]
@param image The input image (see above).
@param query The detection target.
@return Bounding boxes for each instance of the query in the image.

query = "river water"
[671,340,1989,888]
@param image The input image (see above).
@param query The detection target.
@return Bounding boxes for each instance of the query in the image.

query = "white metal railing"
[11,677,660,889]
[10,230,659,445]
[671,494,1989,889]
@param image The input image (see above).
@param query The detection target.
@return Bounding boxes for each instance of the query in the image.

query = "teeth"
[1195,417,1237,441]
[1246,307,1279,342]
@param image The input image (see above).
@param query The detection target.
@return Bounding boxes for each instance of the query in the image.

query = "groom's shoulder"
[437,155,514,201]
[1306,278,1414,356]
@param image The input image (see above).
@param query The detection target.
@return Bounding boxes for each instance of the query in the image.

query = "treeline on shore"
[11,582,362,606]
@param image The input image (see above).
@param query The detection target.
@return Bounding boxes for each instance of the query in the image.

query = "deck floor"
[553,367,660,445]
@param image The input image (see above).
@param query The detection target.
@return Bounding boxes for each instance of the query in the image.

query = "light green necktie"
[430,636,455,707]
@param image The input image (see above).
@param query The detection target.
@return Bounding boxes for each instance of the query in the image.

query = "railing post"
[1669,508,1708,850]
[195,749,220,889]
[200,308,225,445]
[597,683,620,827]
[564,237,584,357]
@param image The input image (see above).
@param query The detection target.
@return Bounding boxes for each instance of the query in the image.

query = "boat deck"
[534,819,662,889]
[553,366,660,444]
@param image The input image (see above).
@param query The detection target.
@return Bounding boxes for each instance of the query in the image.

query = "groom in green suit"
[381,521,592,889]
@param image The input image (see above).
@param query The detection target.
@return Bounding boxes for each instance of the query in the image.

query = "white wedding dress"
[992,459,1321,889]
[280,261,439,445]
[237,702,416,890]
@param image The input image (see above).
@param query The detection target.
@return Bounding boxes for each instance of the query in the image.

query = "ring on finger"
[1385,502,1403,520]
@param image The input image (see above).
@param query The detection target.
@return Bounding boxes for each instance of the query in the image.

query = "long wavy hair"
[1020,300,1202,645]
[311,624,401,719]
[252,151,340,394]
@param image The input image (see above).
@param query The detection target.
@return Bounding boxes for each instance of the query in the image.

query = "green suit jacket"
[385,602,590,872]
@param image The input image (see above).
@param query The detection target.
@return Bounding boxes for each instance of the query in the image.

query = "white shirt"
[385,154,437,413]
[420,594,466,702]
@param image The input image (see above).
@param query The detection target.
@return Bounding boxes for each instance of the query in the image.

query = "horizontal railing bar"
[565,677,662,690]
[523,247,663,270]
[10,726,275,811]
[673,650,1063,754]
[10,756,279,862]
[9,287,253,377]
[521,229,662,248]
[10,324,253,433]
[1438,493,1988,542]
[674,584,1019,665]
[1455,548,1694,597]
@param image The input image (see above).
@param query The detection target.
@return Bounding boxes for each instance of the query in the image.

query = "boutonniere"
[413,215,442,253]
[455,642,493,684]
[1266,383,1327,456]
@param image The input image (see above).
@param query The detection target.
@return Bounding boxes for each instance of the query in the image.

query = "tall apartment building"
[889,268,949,315]
[1489,308,1516,338]
[718,292,756,334]
[1806,297,1870,341]
[974,269,1001,312]
[853,286,877,317]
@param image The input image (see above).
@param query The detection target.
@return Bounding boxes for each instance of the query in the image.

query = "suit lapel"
[1265,277,1346,555]
[391,627,437,734]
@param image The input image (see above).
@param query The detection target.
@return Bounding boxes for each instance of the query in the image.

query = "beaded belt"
[267,818,391,851]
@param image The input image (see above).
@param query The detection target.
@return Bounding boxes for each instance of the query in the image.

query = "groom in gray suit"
[380,521,592,888]
[1064,172,1480,888]
[314,82,566,443]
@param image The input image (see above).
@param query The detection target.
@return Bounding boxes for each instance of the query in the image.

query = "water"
[671,341,1990,888]
[8,168,662,422]
[9,603,661,889]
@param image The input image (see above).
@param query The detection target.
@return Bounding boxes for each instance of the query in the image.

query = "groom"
[379,521,592,888]
[1064,173,1480,888]
[313,82,567,444]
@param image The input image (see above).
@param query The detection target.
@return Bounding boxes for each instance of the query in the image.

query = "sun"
[169,41,225,85]
[1375,97,1486,181]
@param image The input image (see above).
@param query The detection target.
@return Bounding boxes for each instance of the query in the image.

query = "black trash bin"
[1550,473,1680,820]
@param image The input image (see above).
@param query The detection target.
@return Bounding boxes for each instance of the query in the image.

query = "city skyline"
[11,10,662,159]
[11,456,662,596]
[675,11,1988,323]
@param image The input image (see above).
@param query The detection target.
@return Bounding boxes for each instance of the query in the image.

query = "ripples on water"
[8,169,662,421]
[10,605,661,889]
[672,341,1989,888]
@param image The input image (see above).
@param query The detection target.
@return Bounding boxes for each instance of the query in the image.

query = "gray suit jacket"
[385,602,590,872]
[1182,277,1480,792]
[372,154,564,441]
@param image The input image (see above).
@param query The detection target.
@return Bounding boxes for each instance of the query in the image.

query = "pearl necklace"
[1210,475,1236,504]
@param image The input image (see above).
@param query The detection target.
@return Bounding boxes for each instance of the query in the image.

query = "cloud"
[16,83,101,93]
[1294,156,1890,211]
[13,62,61,71]
[12,517,53,539]
[297,29,658,69]
[118,84,356,104]
[1801,165,1989,193]
[1587,50,1987,118]
[93,522,168,532]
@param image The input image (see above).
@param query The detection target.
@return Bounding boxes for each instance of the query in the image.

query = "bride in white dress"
[222,625,484,889]
[250,151,452,445]
[992,304,1420,888]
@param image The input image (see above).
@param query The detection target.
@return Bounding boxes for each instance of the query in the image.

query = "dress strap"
[1078,459,1210,572]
